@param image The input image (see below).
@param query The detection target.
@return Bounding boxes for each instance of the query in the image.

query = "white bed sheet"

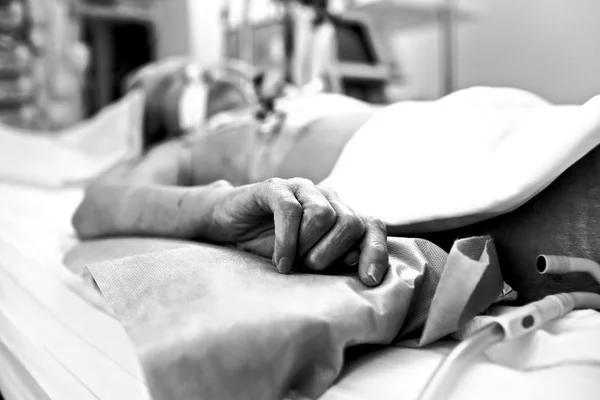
[0,182,150,400]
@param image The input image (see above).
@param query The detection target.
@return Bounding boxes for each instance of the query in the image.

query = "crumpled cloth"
[85,236,504,400]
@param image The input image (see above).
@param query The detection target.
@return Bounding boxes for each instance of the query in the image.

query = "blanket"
[322,87,600,233]
[82,236,504,400]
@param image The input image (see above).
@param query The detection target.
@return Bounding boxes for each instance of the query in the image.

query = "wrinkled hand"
[208,178,389,286]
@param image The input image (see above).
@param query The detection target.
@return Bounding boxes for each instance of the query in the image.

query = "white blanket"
[323,87,600,232]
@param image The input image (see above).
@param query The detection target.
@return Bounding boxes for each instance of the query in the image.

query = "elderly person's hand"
[198,178,389,286]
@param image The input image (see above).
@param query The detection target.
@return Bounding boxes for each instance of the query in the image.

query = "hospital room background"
[2,1,600,400]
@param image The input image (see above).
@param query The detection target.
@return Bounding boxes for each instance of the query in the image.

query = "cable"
[417,255,600,400]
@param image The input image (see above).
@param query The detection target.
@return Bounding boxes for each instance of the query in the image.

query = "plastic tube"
[417,255,600,400]
[418,323,505,400]
[536,254,600,285]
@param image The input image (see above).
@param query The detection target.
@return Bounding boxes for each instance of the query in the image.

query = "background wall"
[389,0,600,104]
[155,0,223,68]
[456,0,600,104]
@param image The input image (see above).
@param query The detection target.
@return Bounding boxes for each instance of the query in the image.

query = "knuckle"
[366,216,387,235]
[342,215,365,239]
[289,177,314,188]
[265,177,285,187]
[318,185,338,198]
[304,252,326,271]
[211,179,232,189]
[309,203,336,226]
[370,241,387,253]
[280,198,302,216]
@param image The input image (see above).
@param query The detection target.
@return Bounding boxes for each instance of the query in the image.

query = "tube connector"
[536,254,600,285]
[489,293,574,341]
[418,255,600,400]
[536,254,571,274]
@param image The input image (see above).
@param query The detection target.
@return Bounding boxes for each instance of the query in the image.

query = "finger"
[304,187,365,271]
[343,249,360,266]
[358,216,389,286]
[259,179,303,274]
[289,178,337,256]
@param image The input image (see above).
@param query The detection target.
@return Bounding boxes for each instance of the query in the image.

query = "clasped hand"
[206,178,389,286]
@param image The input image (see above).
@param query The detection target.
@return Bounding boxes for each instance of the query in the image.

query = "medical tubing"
[536,255,600,285]
[566,291,600,310]
[417,323,505,400]
[418,256,600,400]
[511,292,600,335]
[417,291,600,400]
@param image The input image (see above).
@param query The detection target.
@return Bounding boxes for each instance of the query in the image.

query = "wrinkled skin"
[75,170,390,287]
[204,178,389,285]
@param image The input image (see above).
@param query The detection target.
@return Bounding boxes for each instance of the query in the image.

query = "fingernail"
[278,257,293,274]
[367,263,386,285]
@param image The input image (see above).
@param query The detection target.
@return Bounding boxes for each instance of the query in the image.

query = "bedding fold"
[321,87,600,233]
[85,236,503,400]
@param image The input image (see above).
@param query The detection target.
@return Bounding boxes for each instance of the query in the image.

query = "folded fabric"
[85,236,503,400]
[322,87,600,233]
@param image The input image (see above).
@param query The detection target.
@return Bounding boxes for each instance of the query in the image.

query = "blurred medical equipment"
[418,254,600,400]
[0,0,34,128]
[222,0,393,103]
[0,0,89,130]
[222,0,468,103]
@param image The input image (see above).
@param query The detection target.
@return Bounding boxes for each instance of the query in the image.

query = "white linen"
[0,183,150,400]
[322,87,600,232]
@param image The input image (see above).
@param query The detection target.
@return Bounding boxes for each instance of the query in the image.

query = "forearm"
[72,181,231,240]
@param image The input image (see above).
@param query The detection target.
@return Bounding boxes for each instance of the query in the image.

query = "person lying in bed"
[72,149,390,287]
[73,60,600,301]
[72,60,393,287]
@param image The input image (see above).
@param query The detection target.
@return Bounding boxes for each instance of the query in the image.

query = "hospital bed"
[2,86,600,400]
[2,167,600,400]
